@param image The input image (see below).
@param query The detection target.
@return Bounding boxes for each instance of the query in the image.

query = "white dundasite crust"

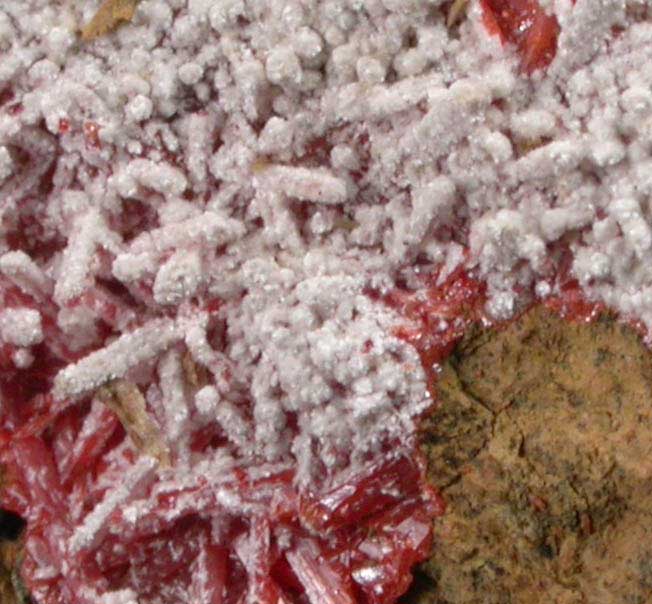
[53,319,181,399]
[254,164,352,205]
[0,307,43,346]
[2,0,652,600]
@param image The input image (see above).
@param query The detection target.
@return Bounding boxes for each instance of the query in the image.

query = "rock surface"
[410,307,652,603]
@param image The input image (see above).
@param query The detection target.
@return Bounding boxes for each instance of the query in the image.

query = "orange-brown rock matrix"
[408,307,652,604]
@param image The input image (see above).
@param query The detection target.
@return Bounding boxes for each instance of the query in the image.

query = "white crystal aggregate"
[0,307,43,346]
[0,250,53,301]
[2,0,652,599]
[96,589,139,604]
[53,318,181,399]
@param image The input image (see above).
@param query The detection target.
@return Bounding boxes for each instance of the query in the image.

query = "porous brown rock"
[409,307,652,604]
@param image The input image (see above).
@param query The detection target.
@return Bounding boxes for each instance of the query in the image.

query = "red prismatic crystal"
[189,534,228,604]
[286,539,357,604]
[480,0,561,73]
[1,417,442,604]
[299,452,422,533]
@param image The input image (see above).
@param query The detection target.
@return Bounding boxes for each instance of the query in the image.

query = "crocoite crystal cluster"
[1,0,651,603]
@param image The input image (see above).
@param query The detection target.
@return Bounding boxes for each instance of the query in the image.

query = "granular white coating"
[1,0,652,599]
[2,0,652,461]
[0,307,43,346]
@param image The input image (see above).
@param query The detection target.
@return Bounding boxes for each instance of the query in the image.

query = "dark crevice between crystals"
[0,510,25,541]
[0,509,33,604]
[400,569,439,604]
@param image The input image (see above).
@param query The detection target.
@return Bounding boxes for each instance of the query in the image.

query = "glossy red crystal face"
[480,0,561,73]
[1,416,439,604]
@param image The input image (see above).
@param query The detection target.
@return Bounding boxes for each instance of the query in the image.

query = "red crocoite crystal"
[480,0,561,73]
[1,423,439,604]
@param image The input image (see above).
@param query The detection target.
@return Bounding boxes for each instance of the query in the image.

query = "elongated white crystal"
[68,456,157,553]
[255,165,350,205]
[53,319,180,399]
